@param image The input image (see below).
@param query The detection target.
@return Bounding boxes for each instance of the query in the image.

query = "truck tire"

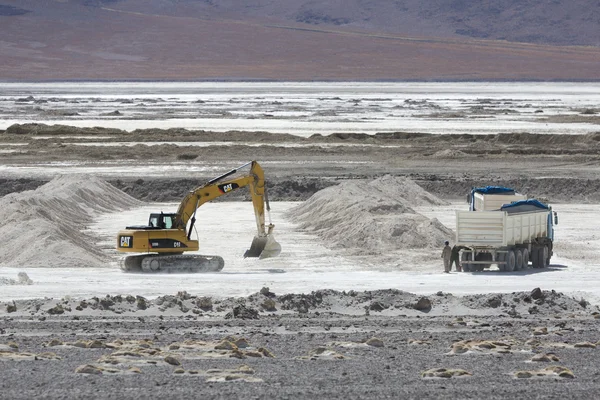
[461,252,472,272]
[474,253,493,271]
[515,249,523,271]
[505,250,516,272]
[532,247,541,268]
[521,248,530,269]
[542,245,550,268]
[496,252,506,271]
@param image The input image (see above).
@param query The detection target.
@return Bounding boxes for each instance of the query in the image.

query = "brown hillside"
[0,0,598,80]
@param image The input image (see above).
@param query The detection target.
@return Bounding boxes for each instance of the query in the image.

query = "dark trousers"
[450,258,461,271]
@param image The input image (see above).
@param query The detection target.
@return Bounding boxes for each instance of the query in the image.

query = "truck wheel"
[515,249,523,271]
[521,248,530,269]
[531,247,540,268]
[542,245,550,268]
[461,252,472,272]
[496,252,506,271]
[505,250,516,272]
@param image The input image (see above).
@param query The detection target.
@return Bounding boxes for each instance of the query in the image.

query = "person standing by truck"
[441,241,452,273]
[450,245,466,272]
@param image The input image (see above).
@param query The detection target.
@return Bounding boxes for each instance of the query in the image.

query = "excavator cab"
[149,212,175,229]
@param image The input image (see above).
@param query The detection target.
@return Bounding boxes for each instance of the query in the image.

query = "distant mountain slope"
[0,0,598,80]
[87,0,600,46]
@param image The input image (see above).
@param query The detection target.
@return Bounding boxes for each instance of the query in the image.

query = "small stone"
[533,327,548,336]
[369,302,386,312]
[260,287,275,298]
[515,371,533,379]
[531,288,544,300]
[261,299,277,312]
[164,355,181,366]
[237,365,255,374]
[531,353,560,362]
[196,297,213,311]
[414,297,432,311]
[75,364,103,375]
[173,368,185,374]
[258,347,275,358]
[87,340,105,349]
[422,368,472,378]
[136,296,147,310]
[234,338,250,349]
[365,337,384,348]
[215,340,238,351]
[574,342,596,349]
[47,304,65,315]
[177,291,191,300]
[487,297,501,308]
[451,344,468,354]
[73,340,89,348]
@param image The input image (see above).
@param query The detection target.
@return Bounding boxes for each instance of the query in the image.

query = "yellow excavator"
[116,161,281,273]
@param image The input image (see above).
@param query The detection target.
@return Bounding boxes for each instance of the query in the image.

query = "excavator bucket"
[244,234,282,259]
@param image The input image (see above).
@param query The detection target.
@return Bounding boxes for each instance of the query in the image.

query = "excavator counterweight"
[116,161,281,273]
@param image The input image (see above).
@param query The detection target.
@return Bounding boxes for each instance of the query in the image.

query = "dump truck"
[456,186,558,272]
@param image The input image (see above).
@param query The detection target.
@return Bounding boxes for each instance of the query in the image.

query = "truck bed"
[456,210,549,247]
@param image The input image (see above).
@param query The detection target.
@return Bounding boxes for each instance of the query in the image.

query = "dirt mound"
[430,149,467,158]
[0,175,142,268]
[287,176,452,253]
[4,123,125,136]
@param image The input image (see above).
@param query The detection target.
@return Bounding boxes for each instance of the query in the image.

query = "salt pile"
[0,272,33,285]
[287,176,453,254]
[0,175,142,268]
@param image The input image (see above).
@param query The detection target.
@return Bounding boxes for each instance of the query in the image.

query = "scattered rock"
[164,355,181,366]
[422,368,472,378]
[214,340,238,351]
[414,297,432,311]
[531,353,560,362]
[487,296,502,308]
[76,365,103,375]
[574,342,596,349]
[225,305,259,320]
[296,347,346,360]
[260,287,275,298]
[261,299,277,312]
[514,366,575,379]
[196,297,213,311]
[6,302,16,313]
[532,327,548,336]
[365,337,384,348]
[87,340,106,349]
[531,288,544,300]
[47,304,65,315]
[136,296,147,310]
[369,301,386,312]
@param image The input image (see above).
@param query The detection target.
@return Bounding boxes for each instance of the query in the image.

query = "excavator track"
[120,254,225,273]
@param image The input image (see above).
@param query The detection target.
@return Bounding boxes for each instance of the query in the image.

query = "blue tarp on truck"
[472,186,515,195]
[500,199,549,213]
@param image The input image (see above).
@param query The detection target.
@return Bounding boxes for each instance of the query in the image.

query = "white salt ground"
[1,201,600,304]
[1,177,600,305]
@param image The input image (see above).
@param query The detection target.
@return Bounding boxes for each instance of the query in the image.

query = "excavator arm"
[175,161,279,257]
